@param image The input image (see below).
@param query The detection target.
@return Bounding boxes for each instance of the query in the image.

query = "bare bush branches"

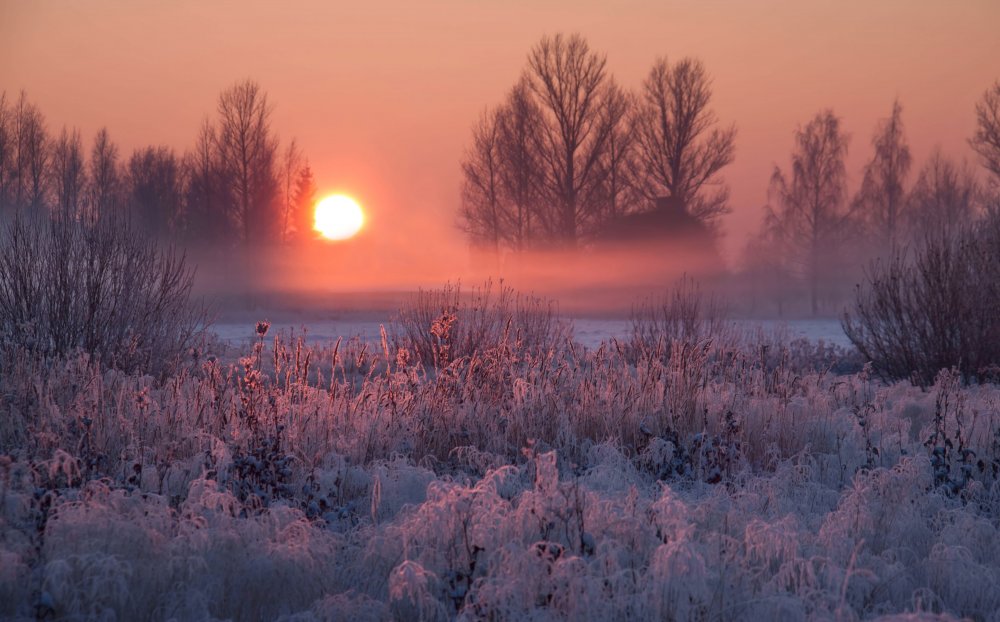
[0,213,208,376]
[843,213,1000,384]
[392,280,570,368]
[628,275,730,362]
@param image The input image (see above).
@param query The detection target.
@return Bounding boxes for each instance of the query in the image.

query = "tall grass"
[1,281,999,620]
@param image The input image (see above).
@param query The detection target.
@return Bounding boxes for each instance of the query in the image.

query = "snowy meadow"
[2,279,999,621]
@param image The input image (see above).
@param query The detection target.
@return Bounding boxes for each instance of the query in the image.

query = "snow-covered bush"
[0,212,208,377]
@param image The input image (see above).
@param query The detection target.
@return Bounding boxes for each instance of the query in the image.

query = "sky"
[2,0,998,277]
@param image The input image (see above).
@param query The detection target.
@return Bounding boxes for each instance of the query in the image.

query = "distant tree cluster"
[744,80,1000,315]
[0,81,318,246]
[459,34,735,252]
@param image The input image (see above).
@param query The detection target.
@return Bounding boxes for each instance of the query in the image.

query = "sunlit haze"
[2,0,998,296]
[314,194,364,241]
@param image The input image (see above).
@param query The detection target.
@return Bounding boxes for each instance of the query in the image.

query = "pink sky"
[2,0,998,269]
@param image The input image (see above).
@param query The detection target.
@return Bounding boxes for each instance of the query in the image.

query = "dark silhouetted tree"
[767,110,852,315]
[279,138,303,243]
[527,33,616,247]
[184,120,232,244]
[971,80,1000,184]
[855,100,911,254]
[459,108,505,252]
[127,146,182,236]
[0,93,13,210]
[460,80,549,252]
[292,162,317,241]
[214,80,279,244]
[88,127,121,219]
[634,57,736,231]
[50,126,86,219]
[907,151,980,244]
[496,79,545,249]
[12,91,50,212]
[596,79,639,223]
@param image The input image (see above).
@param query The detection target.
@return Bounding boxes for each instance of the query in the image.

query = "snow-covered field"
[213,317,853,349]
[2,312,997,621]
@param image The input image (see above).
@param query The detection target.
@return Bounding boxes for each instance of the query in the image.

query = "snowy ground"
[7,310,994,621]
[213,316,852,349]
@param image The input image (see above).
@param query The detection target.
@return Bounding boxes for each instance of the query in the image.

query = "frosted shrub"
[843,212,1000,384]
[391,279,570,368]
[0,212,208,377]
[628,274,733,362]
[3,308,1000,619]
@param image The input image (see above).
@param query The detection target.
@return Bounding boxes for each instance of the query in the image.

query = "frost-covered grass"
[1,316,998,621]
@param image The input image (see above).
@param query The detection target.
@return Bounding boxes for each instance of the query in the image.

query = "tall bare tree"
[184,119,230,244]
[971,80,1000,185]
[634,57,736,230]
[88,127,121,219]
[214,80,279,244]
[496,79,545,250]
[907,150,980,243]
[527,33,615,246]
[50,126,86,218]
[767,110,851,315]
[0,93,13,210]
[292,162,317,241]
[597,79,639,223]
[855,100,911,253]
[459,107,505,252]
[279,138,303,243]
[127,146,182,236]
[13,91,49,212]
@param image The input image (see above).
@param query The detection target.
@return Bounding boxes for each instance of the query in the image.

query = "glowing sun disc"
[314,194,364,240]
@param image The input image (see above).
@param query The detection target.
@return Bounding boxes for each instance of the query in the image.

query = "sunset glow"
[314,194,364,240]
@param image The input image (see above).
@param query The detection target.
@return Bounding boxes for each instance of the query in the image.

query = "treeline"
[0,80,317,246]
[461,33,1000,315]
[745,96,1000,315]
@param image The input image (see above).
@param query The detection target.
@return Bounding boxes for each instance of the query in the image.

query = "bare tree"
[459,108,504,252]
[971,80,1000,184]
[88,127,121,219]
[634,57,736,230]
[0,93,13,210]
[184,119,231,244]
[527,33,615,246]
[907,150,980,244]
[496,79,545,250]
[292,162,317,241]
[597,79,639,223]
[50,126,86,219]
[127,146,182,237]
[767,110,851,315]
[279,138,303,243]
[13,92,49,212]
[214,80,279,244]
[855,100,911,254]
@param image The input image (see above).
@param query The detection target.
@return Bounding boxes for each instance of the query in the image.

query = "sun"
[314,194,364,241]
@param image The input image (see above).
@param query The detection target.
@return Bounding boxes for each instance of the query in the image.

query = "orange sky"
[2,0,998,271]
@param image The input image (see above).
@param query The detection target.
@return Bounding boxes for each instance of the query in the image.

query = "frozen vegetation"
[1,279,999,621]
